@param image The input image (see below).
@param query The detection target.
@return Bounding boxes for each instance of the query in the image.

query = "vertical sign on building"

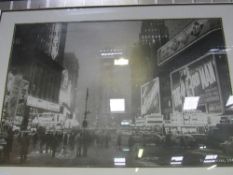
[6,73,29,124]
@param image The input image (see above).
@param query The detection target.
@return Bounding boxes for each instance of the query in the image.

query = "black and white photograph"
[0,15,233,168]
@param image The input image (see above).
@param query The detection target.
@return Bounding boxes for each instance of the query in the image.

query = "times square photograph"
[1,17,233,168]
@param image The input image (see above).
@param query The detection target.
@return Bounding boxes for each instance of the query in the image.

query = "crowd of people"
[0,125,117,164]
[0,124,172,165]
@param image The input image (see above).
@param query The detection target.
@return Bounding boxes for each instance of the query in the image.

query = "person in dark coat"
[81,130,90,157]
[19,132,30,163]
[51,132,58,158]
[32,132,38,150]
[117,134,122,150]
[128,135,134,151]
[4,127,14,162]
[75,132,82,158]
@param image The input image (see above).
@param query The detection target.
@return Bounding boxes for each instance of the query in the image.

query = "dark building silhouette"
[10,23,67,103]
[3,23,68,129]
[130,20,169,119]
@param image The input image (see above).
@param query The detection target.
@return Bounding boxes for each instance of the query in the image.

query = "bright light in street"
[114,57,129,66]
[110,99,125,112]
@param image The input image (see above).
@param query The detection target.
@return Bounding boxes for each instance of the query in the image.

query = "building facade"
[3,23,67,129]
[131,20,169,121]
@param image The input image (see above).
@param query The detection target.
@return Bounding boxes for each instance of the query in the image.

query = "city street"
[2,136,139,167]
[2,131,233,167]
[1,15,233,168]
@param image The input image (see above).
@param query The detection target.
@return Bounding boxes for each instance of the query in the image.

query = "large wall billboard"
[170,54,222,113]
[141,77,161,116]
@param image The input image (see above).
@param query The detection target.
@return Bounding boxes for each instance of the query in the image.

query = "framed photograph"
[0,4,233,175]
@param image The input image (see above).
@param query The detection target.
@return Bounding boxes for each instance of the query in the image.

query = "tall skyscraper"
[131,20,169,119]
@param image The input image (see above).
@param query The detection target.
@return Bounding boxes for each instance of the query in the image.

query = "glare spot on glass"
[135,168,139,173]
[110,99,125,112]
[207,164,217,170]
[226,95,233,108]
[114,57,129,66]
[199,145,207,150]
[121,120,130,126]
[170,161,182,165]
[101,52,123,57]
[27,0,31,9]
[46,0,50,7]
[183,96,200,111]
[170,156,183,165]
[122,148,130,152]
[137,148,144,158]
[209,48,232,53]
[204,154,218,164]
[114,157,126,166]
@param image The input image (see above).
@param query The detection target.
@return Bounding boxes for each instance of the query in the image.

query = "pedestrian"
[69,132,75,151]
[32,132,38,150]
[3,126,14,162]
[19,132,30,163]
[81,130,90,157]
[45,132,51,154]
[117,134,122,150]
[51,132,58,158]
[128,135,134,151]
[74,132,82,158]
[62,133,68,154]
[104,132,110,148]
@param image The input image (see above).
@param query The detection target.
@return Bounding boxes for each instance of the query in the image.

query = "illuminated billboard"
[170,54,222,113]
[141,77,161,116]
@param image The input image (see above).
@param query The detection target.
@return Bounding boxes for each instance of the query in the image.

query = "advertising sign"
[6,74,29,121]
[171,54,222,113]
[141,77,161,115]
[157,19,221,65]
[27,95,60,112]
[59,69,72,107]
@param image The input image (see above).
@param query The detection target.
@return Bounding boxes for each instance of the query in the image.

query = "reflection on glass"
[114,157,126,166]
[110,99,125,112]
[199,145,207,150]
[207,164,217,170]
[170,156,183,165]
[226,95,233,108]
[204,155,218,164]
[137,148,144,158]
[114,58,129,66]
[182,96,200,111]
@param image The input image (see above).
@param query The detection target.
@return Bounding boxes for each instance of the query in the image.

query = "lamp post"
[82,88,89,129]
